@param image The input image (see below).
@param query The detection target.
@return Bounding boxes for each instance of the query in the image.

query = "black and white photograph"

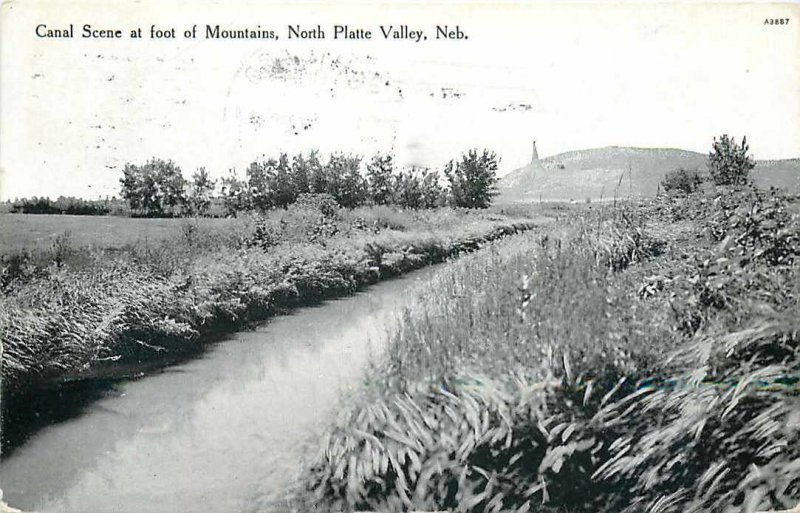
[1,1,799,512]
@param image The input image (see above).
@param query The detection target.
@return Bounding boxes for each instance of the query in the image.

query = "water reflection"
[0,266,437,513]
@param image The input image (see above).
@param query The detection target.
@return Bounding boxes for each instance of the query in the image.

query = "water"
[0,266,439,513]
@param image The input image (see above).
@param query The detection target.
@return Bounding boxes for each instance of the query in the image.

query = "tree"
[307,151,327,195]
[366,153,395,205]
[444,149,499,208]
[419,168,445,208]
[291,153,312,197]
[395,169,424,209]
[326,153,366,208]
[120,162,154,214]
[120,158,185,216]
[120,164,141,210]
[246,159,273,211]
[220,169,249,216]
[708,134,755,186]
[394,167,444,209]
[188,167,216,216]
[268,153,297,208]
[152,159,187,214]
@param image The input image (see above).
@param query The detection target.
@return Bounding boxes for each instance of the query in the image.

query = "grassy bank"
[0,203,540,395]
[300,186,800,512]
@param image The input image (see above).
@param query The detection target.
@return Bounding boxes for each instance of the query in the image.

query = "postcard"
[1,2,798,512]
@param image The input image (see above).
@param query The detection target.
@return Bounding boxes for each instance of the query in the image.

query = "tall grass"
[0,204,536,395]
[300,187,800,513]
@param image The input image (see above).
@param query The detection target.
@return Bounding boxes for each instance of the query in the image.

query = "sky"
[1,1,799,200]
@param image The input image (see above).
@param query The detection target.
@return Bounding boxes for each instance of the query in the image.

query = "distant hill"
[498,146,800,202]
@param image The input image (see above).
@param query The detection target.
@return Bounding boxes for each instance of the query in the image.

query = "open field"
[300,185,800,512]
[0,203,541,396]
[0,214,232,252]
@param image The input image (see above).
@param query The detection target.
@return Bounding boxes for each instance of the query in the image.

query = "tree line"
[118,149,500,217]
[8,196,114,215]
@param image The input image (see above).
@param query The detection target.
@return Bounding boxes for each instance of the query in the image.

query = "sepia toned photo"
[1,1,799,512]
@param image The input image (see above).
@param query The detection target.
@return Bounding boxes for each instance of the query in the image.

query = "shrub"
[706,187,800,266]
[357,205,411,231]
[247,217,282,250]
[1,251,36,291]
[661,167,703,194]
[294,193,340,218]
[708,134,755,186]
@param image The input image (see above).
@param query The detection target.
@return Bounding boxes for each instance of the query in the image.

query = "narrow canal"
[0,265,440,513]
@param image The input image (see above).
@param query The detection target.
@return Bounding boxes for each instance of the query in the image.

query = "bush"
[708,134,755,186]
[661,168,703,194]
[295,193,340,218]
[1,251,36,291]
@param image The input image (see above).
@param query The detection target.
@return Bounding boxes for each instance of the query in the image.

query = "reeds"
[301,187,800,512]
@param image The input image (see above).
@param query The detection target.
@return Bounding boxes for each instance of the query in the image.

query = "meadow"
[0,213,227,251]
[0,200,539,396]
[299,185,800,513]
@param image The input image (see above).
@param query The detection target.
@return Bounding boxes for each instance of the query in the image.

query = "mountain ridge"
[498,146,800,202]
